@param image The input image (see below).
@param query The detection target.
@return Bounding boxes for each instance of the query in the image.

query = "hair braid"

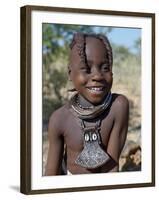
[70,32,113,68]
[98,34,113,68]
[70,33,87,64]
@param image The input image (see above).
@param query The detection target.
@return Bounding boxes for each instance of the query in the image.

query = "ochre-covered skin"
[45,34,129,175]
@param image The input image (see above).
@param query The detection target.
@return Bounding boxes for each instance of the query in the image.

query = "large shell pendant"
[75,128,110,169]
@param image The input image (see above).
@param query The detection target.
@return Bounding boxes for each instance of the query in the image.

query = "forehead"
[69,36,107,66]
[85,37,107,61]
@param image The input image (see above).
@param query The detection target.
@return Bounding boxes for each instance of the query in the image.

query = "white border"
[31,10,152,190]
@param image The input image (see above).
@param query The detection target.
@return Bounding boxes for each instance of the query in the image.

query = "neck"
[78,94,93,108]
[70,92,112,120]
[77,92,111,108]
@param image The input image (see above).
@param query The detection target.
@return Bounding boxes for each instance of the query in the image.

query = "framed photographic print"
[20,5,155,194]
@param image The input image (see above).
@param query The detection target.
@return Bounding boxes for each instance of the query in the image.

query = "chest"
[63,112,114,151]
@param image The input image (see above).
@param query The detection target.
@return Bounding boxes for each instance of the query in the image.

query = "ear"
[68,65,72,81]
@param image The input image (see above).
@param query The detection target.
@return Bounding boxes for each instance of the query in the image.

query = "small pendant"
[75,127,110,169]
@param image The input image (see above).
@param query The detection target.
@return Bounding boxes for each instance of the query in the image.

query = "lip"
[86,86,106,94]
[86,85,106,89]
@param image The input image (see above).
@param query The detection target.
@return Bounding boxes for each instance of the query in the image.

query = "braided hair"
[70,32,113,69]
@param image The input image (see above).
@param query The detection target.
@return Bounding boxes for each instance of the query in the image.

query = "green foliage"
[42,66,68,125]
[49,68,68,101]
[133,38,141,55]
[43,98,62,126]
[113,45,131,64]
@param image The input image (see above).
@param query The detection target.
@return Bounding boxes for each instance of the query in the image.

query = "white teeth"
[90,87,103,91]
[87,87,104,93]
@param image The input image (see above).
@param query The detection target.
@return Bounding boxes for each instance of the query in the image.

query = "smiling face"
[69,36,113,105]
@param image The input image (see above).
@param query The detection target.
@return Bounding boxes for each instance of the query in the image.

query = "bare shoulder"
[111,93,129,118]
[112,93,129,109]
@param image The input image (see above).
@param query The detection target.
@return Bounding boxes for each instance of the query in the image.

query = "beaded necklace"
[70,92,112,119]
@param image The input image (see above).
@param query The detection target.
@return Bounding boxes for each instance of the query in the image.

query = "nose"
[91,68,104,82]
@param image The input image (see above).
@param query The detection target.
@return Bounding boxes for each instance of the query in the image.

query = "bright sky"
[93,26,141,53]
[108,27,141,52]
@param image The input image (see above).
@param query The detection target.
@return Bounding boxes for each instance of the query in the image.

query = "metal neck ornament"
[70,92,112,169]
[70,92,112,120]
[75,120,110,169]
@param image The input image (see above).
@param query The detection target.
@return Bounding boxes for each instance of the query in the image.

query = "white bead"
[92,133,97,141]
[84,134,90,141]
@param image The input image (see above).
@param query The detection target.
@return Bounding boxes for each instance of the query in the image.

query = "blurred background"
[42,24,141,174]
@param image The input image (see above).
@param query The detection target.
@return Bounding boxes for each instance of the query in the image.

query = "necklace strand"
[70,92,112,119]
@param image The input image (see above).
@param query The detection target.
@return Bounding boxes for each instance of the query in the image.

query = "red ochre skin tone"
[45,36,129,175]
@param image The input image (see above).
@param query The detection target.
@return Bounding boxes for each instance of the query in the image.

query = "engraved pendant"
[75,127,110,169]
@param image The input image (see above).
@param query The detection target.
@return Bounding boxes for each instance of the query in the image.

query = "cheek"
[71,72,88,86]
[106,73,113,85]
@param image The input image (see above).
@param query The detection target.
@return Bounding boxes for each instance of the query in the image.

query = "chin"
[79,90,109,105]
[92,100,104,106]
[90,93,109,104]
[88,97,105,105]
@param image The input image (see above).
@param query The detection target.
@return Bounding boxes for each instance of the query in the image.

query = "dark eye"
[80,66,91,73]
[101,64,110,72]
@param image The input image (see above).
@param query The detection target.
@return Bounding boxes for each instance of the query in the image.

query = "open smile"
[86,86,106,94]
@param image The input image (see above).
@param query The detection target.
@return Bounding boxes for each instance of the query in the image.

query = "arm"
[45,111,64,176]
[102,95,129,172]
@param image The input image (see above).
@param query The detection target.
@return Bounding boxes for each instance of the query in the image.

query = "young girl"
[45,33,129,175]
